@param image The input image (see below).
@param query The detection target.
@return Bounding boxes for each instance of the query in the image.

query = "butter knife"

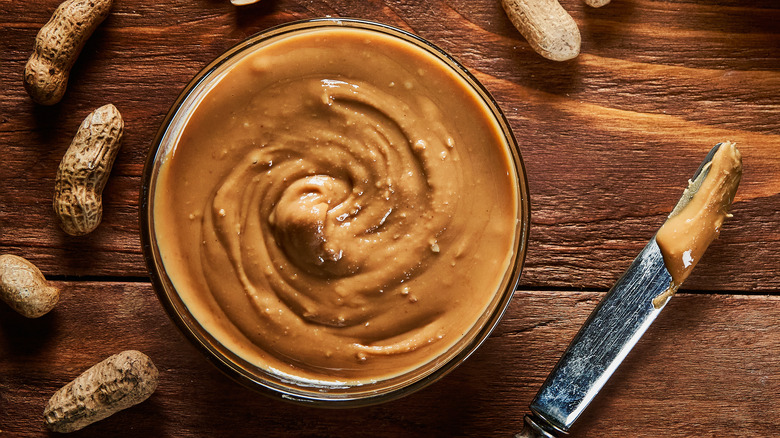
[517,142,741,437]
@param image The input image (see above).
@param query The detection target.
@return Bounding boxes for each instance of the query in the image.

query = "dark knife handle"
[515,414,559,438]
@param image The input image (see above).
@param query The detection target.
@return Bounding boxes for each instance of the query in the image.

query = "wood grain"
[1,0,778,291]
[1,1,779,437]
[0,283,777,437]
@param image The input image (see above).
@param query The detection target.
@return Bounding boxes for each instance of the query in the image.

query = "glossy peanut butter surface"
[653,142,742,307]
[153,27,519,383]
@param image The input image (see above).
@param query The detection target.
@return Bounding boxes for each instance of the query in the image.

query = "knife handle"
[515,414,559,438]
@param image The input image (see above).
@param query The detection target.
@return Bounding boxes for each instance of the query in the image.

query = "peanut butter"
[153,26,521,383]
[653,142,742,307]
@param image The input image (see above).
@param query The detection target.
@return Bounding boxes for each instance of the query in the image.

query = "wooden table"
[1,1,778,436]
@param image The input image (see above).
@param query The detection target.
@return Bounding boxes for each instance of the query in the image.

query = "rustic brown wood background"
[1,0,778,436]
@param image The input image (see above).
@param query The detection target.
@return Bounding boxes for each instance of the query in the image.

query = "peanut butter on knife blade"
[653,142,742,308]
[519,143,743,438]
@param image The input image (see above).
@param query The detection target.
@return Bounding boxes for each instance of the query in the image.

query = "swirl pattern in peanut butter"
[154,27,520,383]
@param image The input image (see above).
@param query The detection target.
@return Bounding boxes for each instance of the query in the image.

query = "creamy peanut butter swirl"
[202,77,459,355]
[154,27,519,382]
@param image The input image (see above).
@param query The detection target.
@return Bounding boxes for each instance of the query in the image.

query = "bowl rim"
[139,16,531,407]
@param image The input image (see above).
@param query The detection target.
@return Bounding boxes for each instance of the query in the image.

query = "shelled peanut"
[24,0,114,105]
[53,103,124,236]
[0,254,59,318]
[584,0,611,8]
[502,0,581,61]
[43,350,159,433]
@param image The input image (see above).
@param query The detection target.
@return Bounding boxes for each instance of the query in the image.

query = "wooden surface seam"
[1,0,778,436]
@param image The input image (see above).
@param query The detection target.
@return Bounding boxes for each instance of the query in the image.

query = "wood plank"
[2,3,777,437]
[0,283,777,436]
[0,0,778,291]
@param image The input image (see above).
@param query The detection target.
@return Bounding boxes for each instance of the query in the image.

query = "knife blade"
[517,142,741,437]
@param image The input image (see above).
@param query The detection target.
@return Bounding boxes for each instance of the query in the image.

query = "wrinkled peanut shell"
[24,0,113,105]
[0,254,59,318]
[43,350,159,433]
[502,0,581,61]
[584,0,611,8]
[53,103,124,236]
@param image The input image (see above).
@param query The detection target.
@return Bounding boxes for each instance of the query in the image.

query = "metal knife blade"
[517,144,724,437]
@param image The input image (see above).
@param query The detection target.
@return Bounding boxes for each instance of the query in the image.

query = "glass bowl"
[140,17,530,407]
